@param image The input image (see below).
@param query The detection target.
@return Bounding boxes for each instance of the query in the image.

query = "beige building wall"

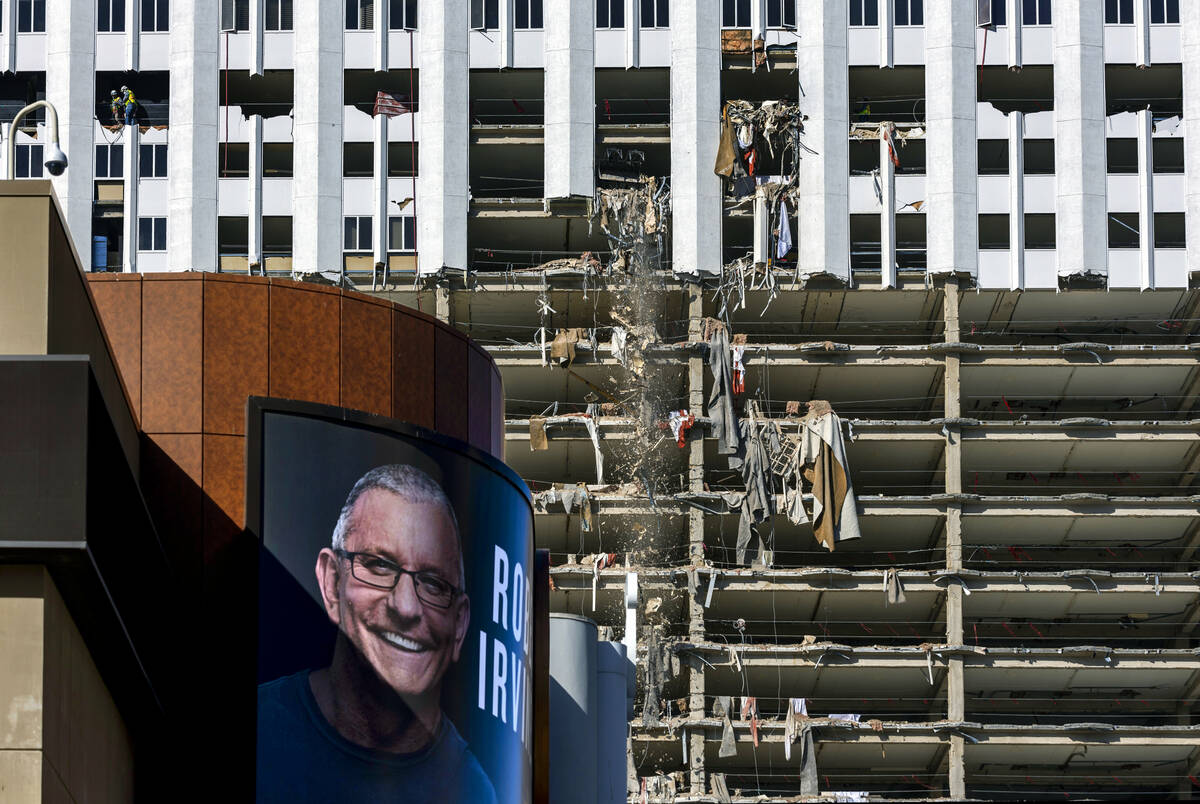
[0,566,133,803]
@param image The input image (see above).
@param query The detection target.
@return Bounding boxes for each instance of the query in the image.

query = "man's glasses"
[335,550,461,609]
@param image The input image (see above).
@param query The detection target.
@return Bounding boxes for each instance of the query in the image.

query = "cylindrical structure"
[596,641,629,804]
[549,613,598,804]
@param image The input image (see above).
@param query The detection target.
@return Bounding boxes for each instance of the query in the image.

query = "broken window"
[597,0,623,29]
[141,0,166,30]
[1150,0,1179,23]
[97,0,125,32]
[894,0,922,26]
[849,0,878,26]
[1105,0,1133,24]
[18,0,45,31]
[14,143,42,178]
[346,0,373,30]
[514,0,541,29]
[640,0,667,28]
[140,143,167,177]
[388,216,416,252]
[138,217,166,251]
[344,216,373,251]
[722,0,750,28]
[95,143,123,179]
[471,0,499,30]
[766,0,794,28]
[388,0,416,29]
[1022,0,1051,25]
[265,0,293,30]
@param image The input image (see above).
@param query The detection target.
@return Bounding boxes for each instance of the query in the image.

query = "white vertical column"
[499,0,514,69]
[624,0,639,68]
[250,0,264,75]
[1181,0,1200,278]
[1134,0,1151,68]
[293,0,343,274]
[127,0,142,71]
[0,123,8,178]
[418,0,469,274]
[751,0,766,40]
[545,0,594,200]
[248,114,263,271]
[796,0,849,283]
[880,0,895,68]
[373,113,388,266]
[669,0,721,275]
[880,136,896,288]
[123,125,140,273]
[925,0,977,279]
[1054,0,1107,280]
[1006,0,1022,68]
[1137,108,1155,289]
[46,0,96,270]
[752,184,768,266]
[375,0,389,71]
[168,0,220,272]
[1008,111,1025,290]
[1,0,16,73]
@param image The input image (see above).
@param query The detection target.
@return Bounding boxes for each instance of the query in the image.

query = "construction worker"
[109,91,122,126]
[120,85,137,126]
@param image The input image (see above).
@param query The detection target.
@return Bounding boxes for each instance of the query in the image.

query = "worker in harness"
[120,85,137,126]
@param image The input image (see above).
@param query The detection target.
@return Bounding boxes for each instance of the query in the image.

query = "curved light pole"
[6,100,67,180]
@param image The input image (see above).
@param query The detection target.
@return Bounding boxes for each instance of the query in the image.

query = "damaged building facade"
[5,0,1200,799]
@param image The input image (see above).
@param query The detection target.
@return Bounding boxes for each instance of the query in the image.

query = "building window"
[514,0,541,29]
[1022,0,1050,25]
[346,0,373,30]
[470,0,498,30]
[1150,0,1178,24]
[265,0,293,30]
[985,0,1006,25]
[722,0,750,27]
[388,216,415,252]
[14,143,43,178]
[597,0,623,28]
[263,143,293,177]
[388,0,416,30]
[18,0,46,32]
[344,216,373,251]
[766,0,794,28]
[98,0,125,32]
[95,143,123,178]
[849,0,878,27]
[142,0,167,31]
[140,143,167,178]
[220,0,248,30]
[1105,0,1132,23]
[138,217,166,251]
[894,0,922,25]
[641,0,668,27]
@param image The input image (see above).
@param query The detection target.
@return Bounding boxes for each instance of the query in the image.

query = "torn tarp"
[883,568,907,605]
[790,409,862,551]
[706,328,742,459]
[549,328,584,366]
[529,416,549,451]
[733,403,781,565]
[715,696,737,758]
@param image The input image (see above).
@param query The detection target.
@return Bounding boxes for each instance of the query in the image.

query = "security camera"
[43,144,68,176]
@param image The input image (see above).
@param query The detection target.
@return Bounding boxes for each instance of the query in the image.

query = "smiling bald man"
[256,465,496,803]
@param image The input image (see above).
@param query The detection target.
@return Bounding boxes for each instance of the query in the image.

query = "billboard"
[247,399,533,803]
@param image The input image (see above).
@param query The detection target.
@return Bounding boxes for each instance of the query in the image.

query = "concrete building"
[3,0,1200,799]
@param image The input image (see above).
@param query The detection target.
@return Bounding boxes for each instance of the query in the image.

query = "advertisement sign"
[247,399,533,803]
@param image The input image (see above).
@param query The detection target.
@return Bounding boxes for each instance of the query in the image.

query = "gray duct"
[596,641,629,804]
[549,613,598,804]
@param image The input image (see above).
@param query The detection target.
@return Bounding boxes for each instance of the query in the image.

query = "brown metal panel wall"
[203,276,269,436]
[340,295,393,418]
[490,365,505,461]
[392,308,437,430]
[468,344,494,452]
[140,277,203,434]
[434,328,470,443]
[85,276,143,422]
[268,283,341,408]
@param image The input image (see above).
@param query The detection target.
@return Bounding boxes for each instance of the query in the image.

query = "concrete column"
[127,0,142,70]
[1183,0,1200,279]
[880,135,896,288]
[122,125,140,273]
[879,0,894,68]
[1,0,16,73]
[168,0,220,272]
[373,113,389,267]
[45,0,96,270]
[943,280,966,798]
[1054,0,1107,280]
[418,0,469,275]
[925,0,977,278]
[250,0,264,75]
[293,0,343,274]
[1137,107,1155,289]
[1006,0,1021,67]
[544,0,595,200]
[1008,111,1025,290]
[686,285,706,795]
[669,0,721,275]
[796,0,849,283]
[375,0,389,71]
[248,114,263,270]
[624,0,639,68]
[499,0,514,69]
[1134,0,1150,67]
[751,0,766,39]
